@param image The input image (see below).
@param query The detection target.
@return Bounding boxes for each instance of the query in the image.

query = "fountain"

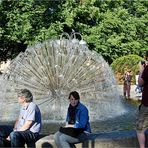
[0,33,126,123]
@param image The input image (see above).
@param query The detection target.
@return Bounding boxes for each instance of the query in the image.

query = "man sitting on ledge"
[0,89,42,147]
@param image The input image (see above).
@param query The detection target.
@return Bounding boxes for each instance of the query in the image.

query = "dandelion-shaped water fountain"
[0,33,125,122]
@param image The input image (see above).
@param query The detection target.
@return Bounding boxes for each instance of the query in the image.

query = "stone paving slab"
[117,85,142,100]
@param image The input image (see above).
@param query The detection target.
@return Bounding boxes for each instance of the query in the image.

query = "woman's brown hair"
[68,91,80,100]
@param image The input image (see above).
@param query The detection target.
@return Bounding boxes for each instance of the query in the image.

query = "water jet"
[0,33,125,123]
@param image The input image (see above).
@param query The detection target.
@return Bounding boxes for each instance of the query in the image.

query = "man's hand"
[6,136,10,141]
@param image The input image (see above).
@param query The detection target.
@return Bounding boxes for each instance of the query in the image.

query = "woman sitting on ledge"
[54,91,91,148]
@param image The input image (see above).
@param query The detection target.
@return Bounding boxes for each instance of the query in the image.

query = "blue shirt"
[66,102,91,133]
[16,102,42,133]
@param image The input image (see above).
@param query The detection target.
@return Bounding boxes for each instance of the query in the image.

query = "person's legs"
[59,134,79,148]
[54,131,81,148]
[26,132,39,148]
[54,131,90,148]
[10,131,25,147]
[54,131,63,147]
[123,83,127,97]
[10,130,38,148]
[137,130,145,148]
[136,105,148,148]
[127,84,131,98]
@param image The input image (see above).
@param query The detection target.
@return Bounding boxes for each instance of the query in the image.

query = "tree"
[56,0,148,63]
[0,0,61,61]
[0,0,147,63]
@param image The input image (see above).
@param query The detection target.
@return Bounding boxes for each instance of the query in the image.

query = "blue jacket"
[66,102,91,133]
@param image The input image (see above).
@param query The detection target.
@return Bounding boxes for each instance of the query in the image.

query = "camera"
[141,61,146,67]
[141,61,145,65]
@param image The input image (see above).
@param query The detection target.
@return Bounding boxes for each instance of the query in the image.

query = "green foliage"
[0,0,61,61]
[111,54,144,83]
[57,0,148,63]
[0,0,148,63]
[0,0,60,43]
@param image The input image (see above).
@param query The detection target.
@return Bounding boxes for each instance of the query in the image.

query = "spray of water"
[0,33,126,122]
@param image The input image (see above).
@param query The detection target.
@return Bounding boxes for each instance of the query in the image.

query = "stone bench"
[36,135,55,148]
[35,130,147,148]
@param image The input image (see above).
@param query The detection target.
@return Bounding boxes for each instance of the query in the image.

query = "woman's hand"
[65,124,74,128]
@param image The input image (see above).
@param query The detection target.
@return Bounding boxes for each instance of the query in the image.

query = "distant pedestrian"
[123,70,132,99]
[135,71,142,94]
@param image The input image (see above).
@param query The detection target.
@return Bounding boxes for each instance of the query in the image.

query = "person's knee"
[10,131,20,140]
[54,132,60,143]
[59,134,67,142]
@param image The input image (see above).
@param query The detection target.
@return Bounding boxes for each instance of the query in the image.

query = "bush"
[111,54,144,84]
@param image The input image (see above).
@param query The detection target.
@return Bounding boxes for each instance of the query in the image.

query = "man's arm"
[138,64,145,86]
[18,120,33,131]
[6,119,24,141]
[138,76,144,86]
[13,119,19,131]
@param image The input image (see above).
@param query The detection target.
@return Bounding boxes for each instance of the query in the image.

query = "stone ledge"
[35,130,146,148]
[36,135,55,148]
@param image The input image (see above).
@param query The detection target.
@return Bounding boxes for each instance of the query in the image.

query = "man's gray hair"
[18,89,33,102]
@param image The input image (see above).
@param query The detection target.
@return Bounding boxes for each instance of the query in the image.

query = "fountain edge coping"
[35,130,146,148]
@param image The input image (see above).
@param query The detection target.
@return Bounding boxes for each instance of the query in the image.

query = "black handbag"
[59,127,84,137]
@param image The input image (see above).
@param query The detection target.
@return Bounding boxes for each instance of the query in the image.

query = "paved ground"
[118,85,142,100]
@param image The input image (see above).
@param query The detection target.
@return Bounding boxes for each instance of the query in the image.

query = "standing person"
[136,50,148,148]
[123,70,132,99]
[0,89,42,147]
[54,91,91,148]
[135,71,142,94]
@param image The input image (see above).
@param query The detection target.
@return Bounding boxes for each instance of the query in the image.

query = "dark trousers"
[10,130,39,148]
[0,125,39,148]
[0,125,13,147]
